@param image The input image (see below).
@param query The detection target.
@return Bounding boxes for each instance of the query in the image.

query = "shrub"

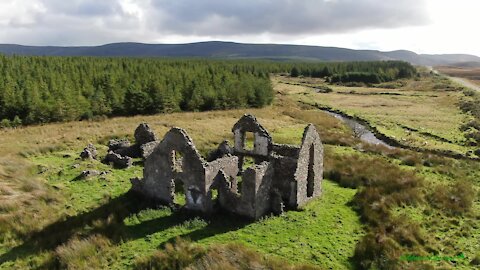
[314,85,333,93]
[353,232,402,270]
[400,155,422,166]
[0,118,11,128]
[325,154,423,193]
[11,116,22,127]
[386,216,424,248]
[428,180,476,215]
[463,89,477,97]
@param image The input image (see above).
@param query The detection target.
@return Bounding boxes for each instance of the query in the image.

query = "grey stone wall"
[293,124,324,208]
[131,115,324,220]
[142,128,207,210]
[232,114,272,157]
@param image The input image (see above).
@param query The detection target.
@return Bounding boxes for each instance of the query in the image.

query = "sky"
[0,0,478,56]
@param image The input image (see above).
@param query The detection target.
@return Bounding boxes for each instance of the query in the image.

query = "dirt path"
[448,76,480,91]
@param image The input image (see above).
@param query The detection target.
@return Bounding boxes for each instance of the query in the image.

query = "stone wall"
[131,114,324,220]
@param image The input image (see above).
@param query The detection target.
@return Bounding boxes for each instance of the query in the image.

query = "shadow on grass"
[0,192,250,265]
[0,192,140,264]
[157,214,250,250]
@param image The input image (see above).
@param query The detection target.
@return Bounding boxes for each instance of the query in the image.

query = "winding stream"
[322,110,395,149]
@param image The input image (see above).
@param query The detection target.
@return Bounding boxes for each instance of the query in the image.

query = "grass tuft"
[428,180,476,215]
[54,234,115,269]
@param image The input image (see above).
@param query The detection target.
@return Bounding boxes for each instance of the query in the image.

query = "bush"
[325,154,423,193]
[400,155,422,166]
[428,180,476,215]
[11,116,22,127]
[353,232,402,270]
[0,118,11,128]
[314,85,333,93]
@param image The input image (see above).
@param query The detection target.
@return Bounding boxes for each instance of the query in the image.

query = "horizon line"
[0,41,479,57]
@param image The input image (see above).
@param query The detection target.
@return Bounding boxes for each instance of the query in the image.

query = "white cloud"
[0,0,478,56]
[287,0,480,55]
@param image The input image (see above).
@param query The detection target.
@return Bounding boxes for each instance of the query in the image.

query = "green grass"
[200,180,363,269]
[395,161,480,269]
[276,75,475,156]
[30,149,143,214]
[2,72,480,269]
[19,145,363,269]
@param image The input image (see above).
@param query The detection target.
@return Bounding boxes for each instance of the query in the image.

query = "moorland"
[0,57,479,269]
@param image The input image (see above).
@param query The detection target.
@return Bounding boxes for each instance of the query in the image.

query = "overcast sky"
[0,0,478,56]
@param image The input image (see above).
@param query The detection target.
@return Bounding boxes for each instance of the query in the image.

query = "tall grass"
[325,152,426,269]
[134,238,321,270]
[428,180,476,215]
[54,234,115,269]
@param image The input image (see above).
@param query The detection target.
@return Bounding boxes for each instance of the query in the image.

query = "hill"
[1,41,479,66]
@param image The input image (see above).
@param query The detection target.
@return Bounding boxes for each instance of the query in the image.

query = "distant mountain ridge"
[0,41,479,66]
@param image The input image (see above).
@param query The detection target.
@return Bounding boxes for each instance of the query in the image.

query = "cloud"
[150,0,428,36]
[0,0,429,45]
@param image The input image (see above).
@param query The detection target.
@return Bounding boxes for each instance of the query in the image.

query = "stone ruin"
[77,124,160,179]
[103,123,159,168]
[131,114,324,220]
[80,143,97,160]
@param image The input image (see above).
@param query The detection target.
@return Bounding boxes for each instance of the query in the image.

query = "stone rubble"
[80,144,97,160]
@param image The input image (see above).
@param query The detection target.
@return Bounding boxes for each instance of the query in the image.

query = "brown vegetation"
[436,66,480,87]
[134,238,321,270]
[54,235,116,269]
[428,180,476,215]
[324,152,426,269]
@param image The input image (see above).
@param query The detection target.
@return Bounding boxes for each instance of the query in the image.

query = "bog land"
[0,60,479,269]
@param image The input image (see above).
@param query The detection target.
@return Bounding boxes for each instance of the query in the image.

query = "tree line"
[0,56,275,127]
[290,61,417,83]
[0,55,417,127]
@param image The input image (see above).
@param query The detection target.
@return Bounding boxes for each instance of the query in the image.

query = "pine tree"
[290,67,300,77]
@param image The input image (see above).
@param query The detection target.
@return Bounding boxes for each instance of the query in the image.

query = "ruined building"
[131,114,323,220]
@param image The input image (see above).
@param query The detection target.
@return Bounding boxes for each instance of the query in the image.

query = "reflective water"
[323,110,394,149]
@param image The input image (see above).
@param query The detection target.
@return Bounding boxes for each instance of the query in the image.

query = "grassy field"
[5,147,360,269]
[0,71,479,269]
[0,100,364,269]
[275,74,475,156]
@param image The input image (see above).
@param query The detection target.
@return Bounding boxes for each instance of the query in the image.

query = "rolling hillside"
[1,41,479,66]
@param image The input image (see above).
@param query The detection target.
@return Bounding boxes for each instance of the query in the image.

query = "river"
[322,110,395,149]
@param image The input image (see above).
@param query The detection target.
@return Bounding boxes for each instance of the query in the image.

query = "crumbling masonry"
[131,114,323,220]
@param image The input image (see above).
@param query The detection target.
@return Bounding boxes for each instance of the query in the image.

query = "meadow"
[275,71,475,157]
[0,64,479,269]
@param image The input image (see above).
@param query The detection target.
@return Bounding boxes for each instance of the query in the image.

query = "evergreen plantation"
[0,55,416,126]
